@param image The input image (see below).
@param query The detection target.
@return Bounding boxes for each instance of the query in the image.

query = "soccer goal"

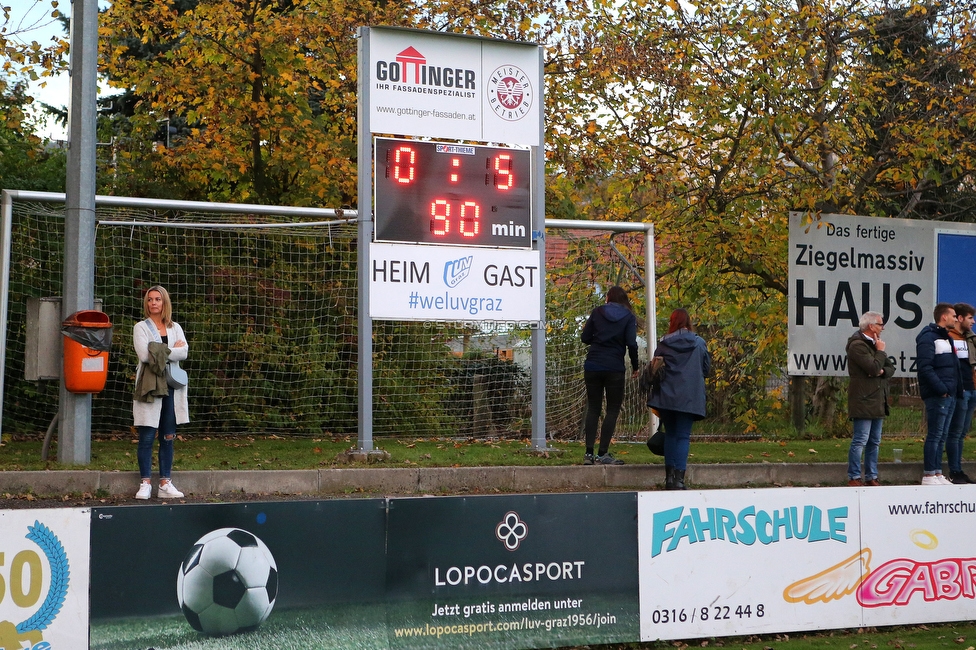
[1,191,653,447]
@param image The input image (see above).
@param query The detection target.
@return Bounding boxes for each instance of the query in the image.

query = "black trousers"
[583,370,626,454]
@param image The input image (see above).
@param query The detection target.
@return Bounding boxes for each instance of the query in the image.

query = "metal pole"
[59,0,99,464]
[356,27,374,451]
[646,224,656,349]
[530,45,549,451]
[0,191,13,441]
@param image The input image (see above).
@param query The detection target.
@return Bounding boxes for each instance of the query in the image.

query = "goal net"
[2,197,650,442]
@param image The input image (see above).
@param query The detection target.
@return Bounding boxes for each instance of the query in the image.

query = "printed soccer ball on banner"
[176,527,279,635]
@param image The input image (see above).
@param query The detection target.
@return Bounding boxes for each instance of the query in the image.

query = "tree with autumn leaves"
[1,1,67,191]
[546,0,976,430]
[10,0,973,429]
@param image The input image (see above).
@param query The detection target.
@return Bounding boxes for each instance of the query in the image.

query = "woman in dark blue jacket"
[648,308,711,489]
[580,286,640,465]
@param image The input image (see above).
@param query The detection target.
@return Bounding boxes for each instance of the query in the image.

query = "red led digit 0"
[393,146,416,184]
[430,199,451,235]
[494,154,513,190]
[459,201,481,237]
[450,158,461,183]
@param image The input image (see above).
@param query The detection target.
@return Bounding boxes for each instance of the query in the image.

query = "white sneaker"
[157,481,185,499]
[936,474,953,485]
[135,482,152,500]
[921,475,942,486]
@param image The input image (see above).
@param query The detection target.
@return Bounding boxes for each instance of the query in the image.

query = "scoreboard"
[373,137,532,249]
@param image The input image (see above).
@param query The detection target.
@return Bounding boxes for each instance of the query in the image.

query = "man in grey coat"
[846,311,896,486]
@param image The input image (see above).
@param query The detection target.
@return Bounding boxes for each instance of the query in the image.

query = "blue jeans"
[923,395,956,474]
[658,409,694,471]
[137,387,177,479]
[848,418,883,480]
[947,389,976,473]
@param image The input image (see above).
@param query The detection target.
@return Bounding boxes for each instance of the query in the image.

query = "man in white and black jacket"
[915,302,962,485]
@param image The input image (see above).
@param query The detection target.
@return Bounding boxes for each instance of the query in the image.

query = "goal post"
[1,189,654,455]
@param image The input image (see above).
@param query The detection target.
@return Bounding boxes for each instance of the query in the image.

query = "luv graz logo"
[495,512,528,551]
[0,521,70,650]
[443,256,473,288]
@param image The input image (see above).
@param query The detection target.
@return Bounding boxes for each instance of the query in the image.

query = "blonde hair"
[144,285,173,326]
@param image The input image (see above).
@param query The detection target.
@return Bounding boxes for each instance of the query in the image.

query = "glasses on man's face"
[874,322,885,329]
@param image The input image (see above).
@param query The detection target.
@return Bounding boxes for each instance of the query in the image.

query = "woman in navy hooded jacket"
[648,308,711,489]
[580,286,640,465]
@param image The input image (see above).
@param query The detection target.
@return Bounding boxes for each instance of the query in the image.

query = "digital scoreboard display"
[373,137,532,248]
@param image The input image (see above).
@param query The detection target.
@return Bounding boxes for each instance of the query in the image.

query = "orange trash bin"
[61,310,113,393]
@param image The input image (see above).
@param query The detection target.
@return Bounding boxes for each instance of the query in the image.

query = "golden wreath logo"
[0,521,69,650]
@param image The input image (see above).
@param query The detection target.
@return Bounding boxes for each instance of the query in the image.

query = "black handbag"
[646,426,665,456]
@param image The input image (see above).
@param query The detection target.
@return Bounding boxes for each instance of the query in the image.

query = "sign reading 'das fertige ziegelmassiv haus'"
[0,509,90,650]
[366,27,540,146]
[789,211,976,376]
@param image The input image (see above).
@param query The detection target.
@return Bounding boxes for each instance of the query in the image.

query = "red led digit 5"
[493,154,513,190]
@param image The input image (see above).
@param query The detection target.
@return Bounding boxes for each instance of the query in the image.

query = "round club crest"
[487,65,533,121]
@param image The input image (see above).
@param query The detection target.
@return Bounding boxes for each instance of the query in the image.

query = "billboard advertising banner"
[638,488,864,641]
[86,494,638,650]
[7,485,976,649]
[385,493,640,649]
[789,211,976,376]
[89,500,388,650]
[857,485,976,627]
[0,508,90,650]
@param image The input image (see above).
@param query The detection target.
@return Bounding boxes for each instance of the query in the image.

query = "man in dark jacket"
[846,311,896,486]
[916,303,961,485]
[946,302,976,483]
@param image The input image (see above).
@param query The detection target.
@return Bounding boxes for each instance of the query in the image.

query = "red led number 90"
[387,145,514,238]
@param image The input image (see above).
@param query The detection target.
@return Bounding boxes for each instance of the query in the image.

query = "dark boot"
[673,468,686,490]
[664,465,674,490]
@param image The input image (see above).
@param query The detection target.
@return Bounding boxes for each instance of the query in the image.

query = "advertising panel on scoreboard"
[366,27,540,146]
[369,242,542,322]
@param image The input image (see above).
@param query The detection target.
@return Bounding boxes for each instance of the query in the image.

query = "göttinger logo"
[495,512,528,551]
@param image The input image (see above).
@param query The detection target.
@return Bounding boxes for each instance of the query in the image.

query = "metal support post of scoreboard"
[355,29,378,456]
[529,41,548,452]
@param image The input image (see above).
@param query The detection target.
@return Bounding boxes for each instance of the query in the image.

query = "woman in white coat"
[133,286,189,499]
